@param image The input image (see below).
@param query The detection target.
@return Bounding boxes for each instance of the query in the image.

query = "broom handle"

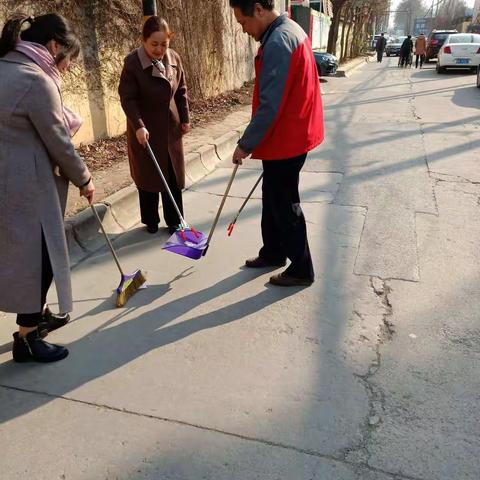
[90,205,125,276]
[207,164,239,245]
[232,173,263,223]
[145,141,188,229]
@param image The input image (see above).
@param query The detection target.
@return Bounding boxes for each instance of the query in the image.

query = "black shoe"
[245,256,287,268]
[167,226,178,235]
[146,224,158,234]
[38,307,70,338]
[12,330,69,363]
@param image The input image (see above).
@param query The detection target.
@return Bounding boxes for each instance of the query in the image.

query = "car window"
[433,33,450,40]
[449,34,480,43]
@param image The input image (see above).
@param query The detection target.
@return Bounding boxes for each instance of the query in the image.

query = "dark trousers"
[138,160,183,228]
[16,233,53,327]
[259,154,314,280]
[377,50,383,62]
[415,54,425,68]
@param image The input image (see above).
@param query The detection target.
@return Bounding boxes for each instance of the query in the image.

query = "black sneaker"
[38,307,70,338]
[12,330,69,363]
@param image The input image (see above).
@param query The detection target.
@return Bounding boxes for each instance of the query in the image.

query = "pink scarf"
[15,40,82,138]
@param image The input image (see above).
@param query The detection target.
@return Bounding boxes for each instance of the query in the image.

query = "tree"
[394,0,427,34]
[434,0,468,29]
[328,0,389,59]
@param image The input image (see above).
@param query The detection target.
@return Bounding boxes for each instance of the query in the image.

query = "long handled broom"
[227,172,263,236]
[202,164,239,256]
[91,205,146,307]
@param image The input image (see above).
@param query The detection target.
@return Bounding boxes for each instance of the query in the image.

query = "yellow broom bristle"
[116,271,147,307]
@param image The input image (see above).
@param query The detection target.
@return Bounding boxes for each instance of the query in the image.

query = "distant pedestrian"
[118,16,190,235]
[0,13,95,363]
[376,33,387,62]
[229,0,323,287]
[415,33,426,68]
[400,35,414,67]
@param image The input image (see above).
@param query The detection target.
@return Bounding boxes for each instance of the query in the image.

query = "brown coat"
[0,52,91,314]
[118,47,190,192]
[415,35,427,55]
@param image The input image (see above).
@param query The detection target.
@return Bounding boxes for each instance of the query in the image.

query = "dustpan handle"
[206,164,239,246]
[145,141,188,229]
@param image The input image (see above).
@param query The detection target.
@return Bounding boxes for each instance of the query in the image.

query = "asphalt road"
[0,56,479,480]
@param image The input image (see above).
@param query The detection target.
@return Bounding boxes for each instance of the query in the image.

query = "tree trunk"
[327,0,346,55]
[340,4,351,61]
[343,8,354,61]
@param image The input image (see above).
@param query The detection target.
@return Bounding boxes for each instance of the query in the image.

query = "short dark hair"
[142,16,173,41]
[229,0,275,16]
[0,13,80,61]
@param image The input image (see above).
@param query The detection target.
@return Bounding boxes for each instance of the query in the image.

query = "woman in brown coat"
[0,13,95,363]
[119,17,190,234]
[415,33,427,68]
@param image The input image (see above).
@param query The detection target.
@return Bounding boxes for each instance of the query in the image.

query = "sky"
[388,0,476,28]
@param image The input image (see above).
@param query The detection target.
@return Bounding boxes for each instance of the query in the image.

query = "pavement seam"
[342,277,396,475]
[103,201,128,231]
[0,383,425,480]
[431,171,480,185]
[407,74,440,218]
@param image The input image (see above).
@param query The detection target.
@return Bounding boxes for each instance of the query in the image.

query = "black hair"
[142,16,173,40]
[0,12,80,62]
[229,0,275,16]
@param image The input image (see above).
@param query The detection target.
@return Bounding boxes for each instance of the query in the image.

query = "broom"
[91,205,146,307]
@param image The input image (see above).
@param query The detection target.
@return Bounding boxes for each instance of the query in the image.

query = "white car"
[436,33,480,73]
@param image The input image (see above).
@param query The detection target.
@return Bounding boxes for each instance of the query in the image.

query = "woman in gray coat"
[0,13,95,363]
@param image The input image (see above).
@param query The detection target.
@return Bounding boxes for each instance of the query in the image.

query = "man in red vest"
[230,0,324,286]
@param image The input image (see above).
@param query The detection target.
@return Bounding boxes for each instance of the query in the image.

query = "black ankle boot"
[12,330,69,363]
[38,307,70,338]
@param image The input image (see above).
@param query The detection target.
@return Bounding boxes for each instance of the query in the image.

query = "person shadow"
[0,265,301,424]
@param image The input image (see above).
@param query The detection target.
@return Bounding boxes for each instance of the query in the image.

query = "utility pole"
[143,0,157,21]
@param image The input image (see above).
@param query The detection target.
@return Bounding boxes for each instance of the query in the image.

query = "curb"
[336,54,373,77]
[66,126,247,266]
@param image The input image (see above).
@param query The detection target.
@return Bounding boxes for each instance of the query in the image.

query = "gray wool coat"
[0,51,91,314]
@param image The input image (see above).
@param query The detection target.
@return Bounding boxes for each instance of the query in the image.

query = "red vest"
[251,38,324,160]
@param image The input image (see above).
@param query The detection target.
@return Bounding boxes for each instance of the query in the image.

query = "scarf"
[15,40,82,138]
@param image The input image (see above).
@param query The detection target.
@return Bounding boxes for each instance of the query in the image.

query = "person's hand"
[136,127,149,147]
[181,123,190,135]
[80,179,95,205]
[232,145,248,165]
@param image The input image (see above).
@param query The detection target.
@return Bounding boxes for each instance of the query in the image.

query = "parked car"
[313,51,338,76]
[386,36,407,56]
[436,33,480,73]
[426,29,458,61]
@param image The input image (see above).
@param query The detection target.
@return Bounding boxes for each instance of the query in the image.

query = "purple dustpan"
[162,228,208,260]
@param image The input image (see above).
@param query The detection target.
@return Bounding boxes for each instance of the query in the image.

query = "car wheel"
[386,53,390,57]
[477,69,480,88]
[436,62,445,74]
[425,57,430,63]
